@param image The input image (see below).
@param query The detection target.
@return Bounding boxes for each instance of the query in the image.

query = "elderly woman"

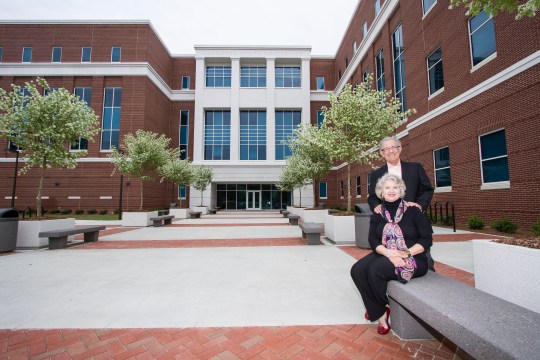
[350,173,432,335]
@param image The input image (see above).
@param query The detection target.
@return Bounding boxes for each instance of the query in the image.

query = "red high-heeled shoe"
[364,311,370,321]
[377,307,391,335]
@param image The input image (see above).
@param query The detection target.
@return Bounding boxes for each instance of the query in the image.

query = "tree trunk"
[299,187,302,207]
[312,179,317,208]
[139,182,143,211]
[347,162,352,213]
[37,158,46,217]
[200,189,203,206]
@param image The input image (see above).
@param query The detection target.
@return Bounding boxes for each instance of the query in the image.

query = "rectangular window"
[241,66,266,87]
[52,47,62,63]
[240,110,267,160]
[479,129,509,183]
[433,147,451,187]
[204,110,231,160]
[111,47,121,62]
[469,11,496,67]
[206,65,231,87]
[345,58,349,68]
[367,173,371,194]
[182,76,190,89]
[44,88,59,96]
[353,41,357,53]
[179,110,189,160]
[427,47,444,95]
[275,110,301,160]
[317,109,325,128]
[375,0,381,15]
[81,47,92,62]
[392,24,407,112]
[316,76,325,90]
[319,182,328,199]
[423,0,437,15]
[275,66,301,88]
[0,47,3,62]
[101,88,122,151]
[22,47,32,62]
[340,180,345,198]
[178,185,187,199]
[356,176,361,196]
[363,21,368,38]
[375,50,385,91]
[71,87,92,151]
[363,68,369,83]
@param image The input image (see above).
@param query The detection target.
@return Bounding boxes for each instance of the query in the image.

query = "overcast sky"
[1,0,358,56]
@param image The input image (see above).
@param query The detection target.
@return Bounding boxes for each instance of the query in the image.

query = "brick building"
[0,0,539,228]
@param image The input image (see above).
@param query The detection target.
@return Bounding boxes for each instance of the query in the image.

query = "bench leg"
[301,231,307,239]
[164,218,172,225]
[289,218,298,225]
[49,236,68,249]
[305,233,322,245]
[282,214,288,218]
[153,220,163,227]
[83,231,100,243]
[388,297,437,340]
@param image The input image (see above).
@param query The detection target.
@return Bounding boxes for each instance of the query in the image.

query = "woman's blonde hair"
[375,173,406,199]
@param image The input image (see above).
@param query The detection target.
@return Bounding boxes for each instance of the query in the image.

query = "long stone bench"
[149,214,175,227]
[387,271,540,360]
[39,225,106,249]
[282,211,290,218]
[208,208,217,215]
[298,222,323,245]
[189,211,202,219]
[288,214,300,225]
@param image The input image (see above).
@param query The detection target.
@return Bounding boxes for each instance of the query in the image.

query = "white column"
[301,57,311,125]
[193,56,206,163]
[230,57,240,161]
[266,57,276,161]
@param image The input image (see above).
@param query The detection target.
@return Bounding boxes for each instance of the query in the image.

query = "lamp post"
[6,148,20,209]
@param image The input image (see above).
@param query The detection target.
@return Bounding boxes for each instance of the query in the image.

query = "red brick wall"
[310,59,336,90]
[171,57,196,90]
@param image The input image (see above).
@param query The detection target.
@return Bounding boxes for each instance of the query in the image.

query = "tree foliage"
[0,77,99,216]
[277,154,311,207]
[450,0,538,19]
[191,165,213,206]
[159,158,193,207]
[110,130,177,210]
[322,78,414,212]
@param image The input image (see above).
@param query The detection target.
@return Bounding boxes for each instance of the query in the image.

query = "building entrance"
[246,191,261,210]
[216,184,291,210]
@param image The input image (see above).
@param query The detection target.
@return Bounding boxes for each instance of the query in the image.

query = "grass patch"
[21,213,119,221]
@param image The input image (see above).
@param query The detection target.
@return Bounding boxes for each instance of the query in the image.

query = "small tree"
[110,130,176,210]
[322,77,415,212]
[158,158,193,208]
[191,165,213,206]
[450,0,538,19]
[277,154,312,207]
[0,77,99,217]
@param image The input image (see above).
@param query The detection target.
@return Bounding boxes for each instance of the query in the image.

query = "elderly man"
[368,136,435,270]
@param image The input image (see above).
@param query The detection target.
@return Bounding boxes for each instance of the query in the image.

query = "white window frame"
[375,0,381,16]
[478,128,510,190]
[468,12,497,70]
[422,0,437,17]
[111,47,121,62]
[427,47,444,97]
[81,47,92,63]
[22,47,32,63]
[319,182,328,199]
[433,146,452,193]
[182,76,190,89]
[363,21,368,38]
[51,47,62,63]
[316,76,325,90]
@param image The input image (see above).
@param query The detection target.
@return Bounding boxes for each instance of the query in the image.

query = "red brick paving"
[72,238,305,249]
[168,223,291,227]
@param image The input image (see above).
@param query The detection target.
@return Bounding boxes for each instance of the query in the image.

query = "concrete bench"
[157,209,169,216]
[39,225,106,250]
[208,208,217,215]
[387,271,540,360]
[189,211,202,219]
[150,214,174,227]
[288,214,300,225]
[282,211,290,218]
[298,222,323,245]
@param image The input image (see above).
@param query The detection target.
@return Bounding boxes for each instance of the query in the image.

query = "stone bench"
[189,211,202,219]
[298,222,323,245]
[208,208,217,215]
[149,214,175,227]
[282,211,290,218]
[39,225,106,249]
[288,214,300,225]
[387,271,540,360]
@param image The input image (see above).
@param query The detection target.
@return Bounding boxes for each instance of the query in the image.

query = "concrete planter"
[193,206,207,215]
[17,218,76,249]
[302,209,328,224]
[169,208,191,219]
[121,211,158,227]
[473,240,540,313]
[324,214,355,245]
[287,206,306,217]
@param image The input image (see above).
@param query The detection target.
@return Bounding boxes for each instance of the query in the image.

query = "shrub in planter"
[467,214,485,230]
[87,209,97,215]
[49,209,61,214]
[99,209,108,215]
[492,217,518,233]
[62,209,72,214]
[74,209,84,215]
[530,219,540,237]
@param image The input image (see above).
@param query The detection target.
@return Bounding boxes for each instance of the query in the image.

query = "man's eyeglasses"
[381,145,400,153]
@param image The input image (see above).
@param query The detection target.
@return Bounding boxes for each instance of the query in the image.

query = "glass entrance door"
[247,190,261,210]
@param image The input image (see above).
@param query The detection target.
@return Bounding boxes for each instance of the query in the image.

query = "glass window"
[275,66,301,88]
[353,41,357,53]
[182,76,190,89]
[204,110,231,160]
[423,0,437,15]
[101,88,122,151]
[340,180,345,198]
[469,11,496,67]
[111,47,121,62]
[316,76,325,90]
[71,87,92,151]
[320,182,328,199]
[0,47,3,62]
[81,47,92,62]
[275,110,301,160]
[375,0,381,15]
[392,24,407,112]
[367,172,371,194]
[52,47,62,63]
[206,65,231,87]
[22,47,32,63]
[480,129,509,183]
[44,88,59,96]
[179,110,189,160]
[428,47,444,95]
[363,21,368,38]
[240,110,266,160]
[356,176,362,196]
[375,50,385,91]
[241,66,266,87]
[363,69,369,83]
[317,109,325,128]
[178,185,187,199]
[433,147,451,187]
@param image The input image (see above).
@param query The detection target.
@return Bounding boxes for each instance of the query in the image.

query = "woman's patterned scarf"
[382,200,416,283]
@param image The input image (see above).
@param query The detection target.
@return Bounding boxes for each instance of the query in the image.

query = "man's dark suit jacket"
[368,161,434,212]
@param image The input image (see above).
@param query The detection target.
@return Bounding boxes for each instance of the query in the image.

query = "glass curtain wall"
[216,184,291,210]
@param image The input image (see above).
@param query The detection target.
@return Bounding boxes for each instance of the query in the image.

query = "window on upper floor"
[340,180,345,198]
[182,76,190,89]
[345,57,349,69]
[392,24,407,113]
[469,11,496,67]
[353,41,357,53]
[316,76,325,90]
[317,109,325,128]
[179,110,189,160]
[363,68,369,83]
[0,47,3,62]
[81,47,92,63]
[427,47,444,95]
[363,21,368,38]
[375,0,381,16]
[479,129,509,184]
[356,176,362,197]
[101,88,122,151]
[319,182,328,199]
[240,110,267,160]
[375,50,385,91]
[22,47,32,63]
[338,70,342,80]
[422,0,437,15]
[204,110,231,160]
[206,65,231,87]
[241,66,266,87]
[111,47,121,62]
[275,66,301,88]
[433,146,451,188]
[275,110,301,160]
[71,87,92,151]
[52,47,62,63]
